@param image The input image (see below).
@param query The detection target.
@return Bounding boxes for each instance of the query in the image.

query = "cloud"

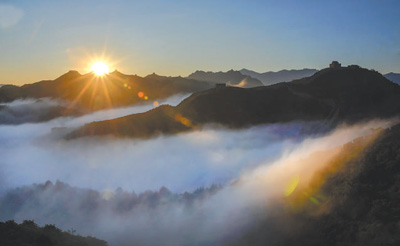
[0,95,328,194]
[0,98,63,125]
[0,120,315,193]
[0,93,188,126]
[0,93,397,245]
[0,5,24,29]
[0,119,395,246]
[227,78,248,88]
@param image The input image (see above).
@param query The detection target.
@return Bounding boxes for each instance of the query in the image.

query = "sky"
[0,0,399,84]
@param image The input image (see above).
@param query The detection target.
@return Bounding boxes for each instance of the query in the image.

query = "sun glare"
[91,62,109,76]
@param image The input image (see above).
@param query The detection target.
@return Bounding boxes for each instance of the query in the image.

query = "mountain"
[384,72,400,85]
[67,66,400,139]
[240,68,318,85]
[233,122,400,246]
[0,70,214,111]
[187,70,263,88]
[0,220,107,246]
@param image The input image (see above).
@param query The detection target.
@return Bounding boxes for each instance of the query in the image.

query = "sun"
[91,62,109,76]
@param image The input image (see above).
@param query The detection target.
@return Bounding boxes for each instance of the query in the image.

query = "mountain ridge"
[233,122,400,246]
[0,71,215,112]
[240,68,319,85]
[187,70,263,88]
[67,66,400,139]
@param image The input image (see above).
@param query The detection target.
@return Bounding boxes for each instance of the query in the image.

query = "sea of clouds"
[0,95,396,245]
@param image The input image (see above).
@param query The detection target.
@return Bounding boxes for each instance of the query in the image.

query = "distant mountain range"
[240,68,319,85]
[187,70,263,88]
[384,72,400,85]
[187,69,319,87]
[67,66,400,139]
[0,70,215,112]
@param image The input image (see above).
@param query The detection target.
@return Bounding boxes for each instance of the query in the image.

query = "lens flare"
[284,175,299,197]
[174,113,192,127]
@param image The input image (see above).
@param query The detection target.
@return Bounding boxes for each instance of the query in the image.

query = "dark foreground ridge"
[68,66,400,139]
[0,220,107,246]
[233,122,400,246]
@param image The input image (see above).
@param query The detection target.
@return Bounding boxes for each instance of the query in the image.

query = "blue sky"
[0,0,399,84]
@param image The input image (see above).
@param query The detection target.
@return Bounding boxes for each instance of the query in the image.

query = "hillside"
[187,70,263,88]
[233,121,400,246]
[0,220,107,246]
[0,70,214,111]
[240,68,318,85]
[68,66,400,139]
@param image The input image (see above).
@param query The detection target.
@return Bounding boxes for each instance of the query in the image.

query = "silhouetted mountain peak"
[384,72,400,85]
[293,65,386,86]
[145,72,165,79]
[225,69,242,76]
[110,69,124,76]
[56,70,81,81]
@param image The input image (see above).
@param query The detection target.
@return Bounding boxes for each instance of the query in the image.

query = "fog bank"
[0,118,396,245]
